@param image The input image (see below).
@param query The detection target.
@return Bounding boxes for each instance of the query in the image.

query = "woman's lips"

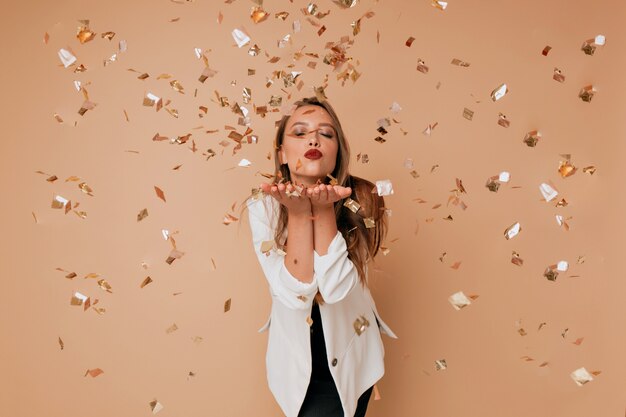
[304,149,322,160]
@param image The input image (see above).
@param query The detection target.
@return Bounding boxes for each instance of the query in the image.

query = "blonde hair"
[272,97,388,305]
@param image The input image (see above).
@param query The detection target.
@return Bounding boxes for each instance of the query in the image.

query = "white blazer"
[247,194,398,417]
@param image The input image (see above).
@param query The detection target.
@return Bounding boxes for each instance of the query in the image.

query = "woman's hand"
[307,184,352,209]
[260,182,312,216]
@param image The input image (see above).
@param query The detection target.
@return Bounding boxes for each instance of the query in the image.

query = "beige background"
[1,0,625,416]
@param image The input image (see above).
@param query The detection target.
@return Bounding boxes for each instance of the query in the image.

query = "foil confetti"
[375,179,394,196]
[504,222,521,240]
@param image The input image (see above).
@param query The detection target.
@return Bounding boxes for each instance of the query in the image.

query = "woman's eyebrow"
[289,121,336,131]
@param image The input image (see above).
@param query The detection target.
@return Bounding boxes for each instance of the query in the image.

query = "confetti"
[251,6,270,23]
[375,179,394,196]
[451,58,470,67]
[232,28,251,48]
[149,399,164,414]
[553,67,565,83]
[541,45,552,56]
[463,108,474,121]
[581,35,605,55]
[498,112,510,128]
[416,58,429,74]
[137,208,149,222]
[58,48,77,68]
[570,367,594,386]
[76,26,96,44]
[511,251,524,266]
[165,323,178,334]
[154,186,166,202]
[435,359,447,370]
[343,198,361,213]
[224,298,231,312]
[333,0,359,7]
[140,276,153,288]
[406,37,415,47]
[448,291,473,310]
[578,85,596,102]
[523,130,541,147]
[431,0,447,10]
[490,83,508,101]
[84,368,104,377]
[504,222,521,240]
[539,182,558,202]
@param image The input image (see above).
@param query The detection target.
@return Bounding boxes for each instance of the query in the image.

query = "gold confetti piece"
[137,208,148,222]
[504,222,521,240]
[140,276,152,288]
[523,130,541,147]
[166,323,178,334]
[97,279,113,293]
[416,58,429,74]
[191,337,203,345]
[170,80,184,93]
[559,159,577,178]
[53,113,64,123]
[51,194,69,209]
[435,359,447,370]
[491,83,508,101]
[306,316,313,326]
[511,251,524,266]
[149,399,164,414]
[463,108,474,121]
[343,198,361,213]
[573,337,585,346]
[57,336,65,349]
[542,45,552,56]
[224,298,231,312]
[317,25,326,36]
[539,182,558,202]
[578,85,596,102]
[450,261,462,270]
[217,11,223,23]
[84,368,104,377]
[223,213,238,225]
[78,100,97,116]
[582,166,596,175]
[101,31,115,40]
[275,11,289,20]
[333,0,358,7]
[251,6,270,23]
[70,291,90,310]
[448,291,473,310]
[364,217,375,228]
[570,367,594,386]
[553,67,565,83]
[153,186,166,202]
[405,37,415,47]
[297,295,308,302]
[353,315,370,335]
[431,0,448,10]
[451,58,470,67]
[375,179,394,196]
[581,35,605,55]
[497,112,510,128]
[76,26,96,44]
[43,32,50,44]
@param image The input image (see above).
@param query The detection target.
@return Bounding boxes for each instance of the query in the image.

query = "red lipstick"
[304,149,322,160]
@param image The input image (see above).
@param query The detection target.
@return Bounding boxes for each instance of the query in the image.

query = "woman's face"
[279,105,339,186]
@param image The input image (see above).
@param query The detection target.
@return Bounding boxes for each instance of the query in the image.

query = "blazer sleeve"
[313,231,359,304]
[247,196,318,310]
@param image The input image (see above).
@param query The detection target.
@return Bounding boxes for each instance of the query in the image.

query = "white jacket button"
[331,358,338,367]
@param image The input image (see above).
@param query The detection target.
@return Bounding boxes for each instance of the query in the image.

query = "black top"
[310,301,333,381]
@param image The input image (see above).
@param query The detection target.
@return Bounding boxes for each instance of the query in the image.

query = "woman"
[246,96,398,417]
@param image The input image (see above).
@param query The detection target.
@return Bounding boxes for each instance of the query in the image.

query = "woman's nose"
[308,131,321,147]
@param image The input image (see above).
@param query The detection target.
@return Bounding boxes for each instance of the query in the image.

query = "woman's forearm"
[312,205,338,256]
[285,208,315,283]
